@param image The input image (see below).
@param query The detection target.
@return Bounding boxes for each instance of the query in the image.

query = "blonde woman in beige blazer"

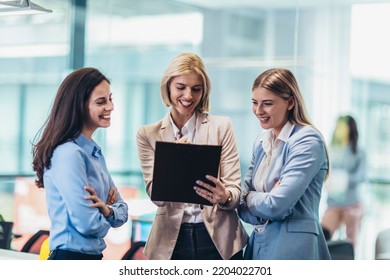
[136,52,248,260]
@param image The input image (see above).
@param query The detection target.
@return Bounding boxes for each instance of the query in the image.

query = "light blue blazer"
[238,125,331,260]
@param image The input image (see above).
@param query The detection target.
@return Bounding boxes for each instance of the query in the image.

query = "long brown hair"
[32,67,110,188]
[331,115,359,154]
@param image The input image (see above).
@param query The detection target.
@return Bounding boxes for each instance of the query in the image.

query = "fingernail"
[196,180,201,184]
[205,175,211,179]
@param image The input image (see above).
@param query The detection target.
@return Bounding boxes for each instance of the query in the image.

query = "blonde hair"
[253,68,329,178]
[252,68,311,126]
[160,52,211,113]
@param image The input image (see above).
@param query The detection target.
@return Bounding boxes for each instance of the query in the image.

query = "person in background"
[136,52,248,260]
[238,68,331,259]
[32,67,128,260]
[321,115,366,247]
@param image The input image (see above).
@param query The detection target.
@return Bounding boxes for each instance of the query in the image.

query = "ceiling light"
[0,0,52,16]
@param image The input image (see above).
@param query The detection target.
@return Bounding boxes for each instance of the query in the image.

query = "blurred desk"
[126,198,156,243]
[130,215,154,243]
[0,248,38,260]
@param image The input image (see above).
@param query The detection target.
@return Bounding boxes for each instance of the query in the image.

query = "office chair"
[38,237,50,260]
[21,230,50,254]
[327,240,354,260]
[0,221,14,250]
[121,241,147,260]
[321,226,332,241]
[375,228,390,260]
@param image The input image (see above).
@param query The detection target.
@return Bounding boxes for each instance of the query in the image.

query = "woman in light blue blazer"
[238,68,331,260]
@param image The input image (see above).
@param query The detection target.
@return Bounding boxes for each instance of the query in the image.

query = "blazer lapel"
[194,112,209,145]
[257,124,296,192]
[159,113,175,142]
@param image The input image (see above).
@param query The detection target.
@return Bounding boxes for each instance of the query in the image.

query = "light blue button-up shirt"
[43,133,128,254]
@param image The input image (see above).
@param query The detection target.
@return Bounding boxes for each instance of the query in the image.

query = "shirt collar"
[262,121,295,154]
[74,133,102,158]
[277,120,295,142]
[169,112,197,138]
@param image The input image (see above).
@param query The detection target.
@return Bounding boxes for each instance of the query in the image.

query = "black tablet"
[151,141,222,206]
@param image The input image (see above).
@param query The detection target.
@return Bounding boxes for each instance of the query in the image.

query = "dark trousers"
[171,222,243,260]
[48,249,103,260]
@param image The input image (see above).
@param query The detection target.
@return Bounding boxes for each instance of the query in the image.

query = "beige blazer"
[136,112,248,260]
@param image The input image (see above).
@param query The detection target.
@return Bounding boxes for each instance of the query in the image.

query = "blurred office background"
[1,0,389,259]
